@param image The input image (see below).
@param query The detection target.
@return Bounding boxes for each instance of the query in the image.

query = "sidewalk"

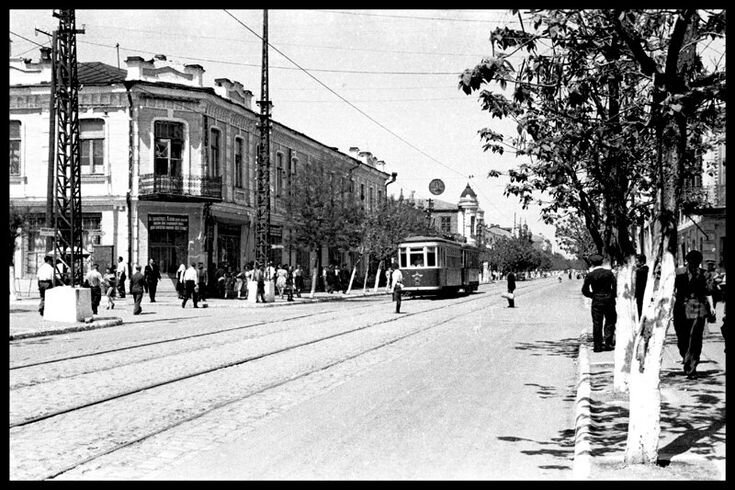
[578,302,726,480]
[8,286,394,341]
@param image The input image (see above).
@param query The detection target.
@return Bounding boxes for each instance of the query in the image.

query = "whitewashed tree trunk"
[362,254,370,293]
[310,264,318,299]
[9,265,18,301]
[613,257,637,392]
[346,265,357,295]
[372,260,383,293]
[624,251,677,464]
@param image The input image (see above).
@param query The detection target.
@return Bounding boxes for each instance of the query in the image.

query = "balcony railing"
[681,184,726,210]
[139,174,222,201]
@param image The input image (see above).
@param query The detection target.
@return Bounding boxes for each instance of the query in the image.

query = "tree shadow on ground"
[588,365,726,463]
[513,337,579,359]
[496,427,575,470]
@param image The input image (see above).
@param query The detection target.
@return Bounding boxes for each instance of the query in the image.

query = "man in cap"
[582,254,617,352]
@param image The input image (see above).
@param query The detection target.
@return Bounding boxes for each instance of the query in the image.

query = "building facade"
[411,183,486,246]
[10,51,390,289]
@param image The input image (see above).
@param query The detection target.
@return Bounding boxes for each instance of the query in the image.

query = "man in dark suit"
[130,264,146,315]
[505,269,516,308]
[144,258,161,303]
[582,254,617,352]
[673,250,715,378]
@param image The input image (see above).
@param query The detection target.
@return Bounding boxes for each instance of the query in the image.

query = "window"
[470,216,476,237]
[154,121,184,177]
[234,137,243,188]
[360,183,365,201]
[409,247,425,267]
[210,128,221,177]
[369,186,374,211]
[275,153,284,197]
[441,216,451,233]
[10,121,21,176]
[426,246,436,267]
[80,119,105,174]
[378,189,382,203]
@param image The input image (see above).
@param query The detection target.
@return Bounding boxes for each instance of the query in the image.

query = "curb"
[9,317,124,341]
[573,328,592,479]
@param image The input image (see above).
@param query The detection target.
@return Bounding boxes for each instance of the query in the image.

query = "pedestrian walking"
[103,267,116,310]
[673,250,716,378]
[391,263,404,313]
[116,256,128,298]
[224,268,237,299]
[705,260,723,308]
[197,262,208,302]
[581,254,617,352]
[634,254,649,319]
[36,255,55,316]
[294,264,303,298]
[182,262,199,308]
[276,264,288,299]
[286,265,295,301]
[130,264,146,315]
[176,262,186,299]
[254,264,266,303]
[340,264,350,294]
[84,263,105,315]
[235,265,247,299]
[243,263,253,300]
[505,268,517,308]
[144,258,161,302]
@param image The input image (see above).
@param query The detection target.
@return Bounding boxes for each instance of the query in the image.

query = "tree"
[554,213,599,263]
[283,164,366,288]
[460,9,725,465]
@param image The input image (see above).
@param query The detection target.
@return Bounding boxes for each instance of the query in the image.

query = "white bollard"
[44,286,93,323]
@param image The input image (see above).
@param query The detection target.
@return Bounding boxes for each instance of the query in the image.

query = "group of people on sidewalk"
[36,255,162,317]
[581,250,725,379]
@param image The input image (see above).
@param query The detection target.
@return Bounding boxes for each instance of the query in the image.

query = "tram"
[396,235,480,296]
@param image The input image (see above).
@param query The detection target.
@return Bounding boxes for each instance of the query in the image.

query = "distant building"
[10,50,390,288]
[411,183,485,246]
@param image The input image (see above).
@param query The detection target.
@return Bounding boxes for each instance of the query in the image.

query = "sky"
[7,9,601,250]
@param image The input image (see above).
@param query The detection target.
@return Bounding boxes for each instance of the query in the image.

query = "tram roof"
[400,235,470,246]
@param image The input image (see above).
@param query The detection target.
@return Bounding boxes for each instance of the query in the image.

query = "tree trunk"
[346,265,357,295]
[624,250,676,464]
[613,256,637,393]
[362,253,370,293]
[372,259,383,293]
[9,265,17,301]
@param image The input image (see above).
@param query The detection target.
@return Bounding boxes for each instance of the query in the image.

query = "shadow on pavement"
[513,337,579,359]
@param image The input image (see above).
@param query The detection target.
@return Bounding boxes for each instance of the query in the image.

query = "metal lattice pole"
[52,9,85,287]
[255,9,272,267]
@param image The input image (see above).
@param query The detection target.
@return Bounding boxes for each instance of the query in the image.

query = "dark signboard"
[149,214,188,232]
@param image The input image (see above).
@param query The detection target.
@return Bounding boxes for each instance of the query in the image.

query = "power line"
[9,30,45,48]
[310,9,519,24]
[77,38,464,76]
[86,22,491,58]
[222,9,517,223]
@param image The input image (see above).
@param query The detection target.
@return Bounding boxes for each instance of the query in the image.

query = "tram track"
[10,280,556,480]
[10,289,494,430]
[39,289,501,480]
[10,299,380,371]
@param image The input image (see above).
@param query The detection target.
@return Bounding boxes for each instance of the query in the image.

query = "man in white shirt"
[37,255,56,316]
[84,263,104,315]
[182,262,199,308]
[391,263,404,314]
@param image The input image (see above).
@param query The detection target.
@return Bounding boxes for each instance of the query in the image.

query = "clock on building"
[429,178,445,196]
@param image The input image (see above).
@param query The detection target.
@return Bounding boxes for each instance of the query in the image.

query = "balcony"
[681,184,726,211]
[138,174,222,202]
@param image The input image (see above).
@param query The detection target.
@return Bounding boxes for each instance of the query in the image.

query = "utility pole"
[51,9,85,287]
[255,9,272,268]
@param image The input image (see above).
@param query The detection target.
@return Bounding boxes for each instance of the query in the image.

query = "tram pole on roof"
[255,9,272,268]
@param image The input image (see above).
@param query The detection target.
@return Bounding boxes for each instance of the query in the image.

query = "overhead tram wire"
[310,9,522,24]
[221,10,521,225]
[74,21,521,227]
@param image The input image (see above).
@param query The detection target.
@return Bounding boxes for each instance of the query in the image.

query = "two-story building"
[410,183,486,246]
[10,50,391,289]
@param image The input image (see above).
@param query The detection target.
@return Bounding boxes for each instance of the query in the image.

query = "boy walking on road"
[582,254,617,352]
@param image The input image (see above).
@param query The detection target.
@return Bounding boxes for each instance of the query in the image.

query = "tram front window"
[409,247,424,267]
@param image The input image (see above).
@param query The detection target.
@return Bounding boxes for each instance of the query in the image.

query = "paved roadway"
[10,277,590,480]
